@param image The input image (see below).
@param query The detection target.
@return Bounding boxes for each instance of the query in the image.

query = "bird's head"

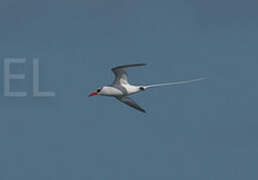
[88,87,103,97]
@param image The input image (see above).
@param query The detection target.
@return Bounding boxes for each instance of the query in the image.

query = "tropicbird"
[89,64,205,113]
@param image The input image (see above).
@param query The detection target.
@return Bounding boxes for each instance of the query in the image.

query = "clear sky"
[0,0,258,179]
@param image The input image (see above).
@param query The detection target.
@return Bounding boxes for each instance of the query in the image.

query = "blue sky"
[0,0,258,179]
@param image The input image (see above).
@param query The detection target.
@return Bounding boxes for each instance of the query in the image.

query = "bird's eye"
[97,89,101,93]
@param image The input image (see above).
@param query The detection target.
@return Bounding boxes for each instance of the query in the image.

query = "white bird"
[89,64,205,113]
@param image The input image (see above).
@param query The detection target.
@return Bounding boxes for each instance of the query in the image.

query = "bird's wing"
[112,64,146,85]
[143,77,206,89]
[116,96,146,113]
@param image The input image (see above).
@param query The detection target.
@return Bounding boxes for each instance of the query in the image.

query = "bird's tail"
[143,77,206,89]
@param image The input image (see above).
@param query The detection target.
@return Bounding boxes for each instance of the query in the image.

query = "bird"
[89,64,205,113]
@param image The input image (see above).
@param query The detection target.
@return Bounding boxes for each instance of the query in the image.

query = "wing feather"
[116,96,146,113]
[112,64,146,85]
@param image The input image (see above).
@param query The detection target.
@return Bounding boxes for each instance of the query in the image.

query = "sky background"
[0,0,258,179]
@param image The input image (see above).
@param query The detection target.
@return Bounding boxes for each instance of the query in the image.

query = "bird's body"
[89,64,205,113]
[98,86,125,97]
[100,84,141,97]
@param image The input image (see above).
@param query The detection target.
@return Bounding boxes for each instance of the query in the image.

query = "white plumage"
[89,64,205,113]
